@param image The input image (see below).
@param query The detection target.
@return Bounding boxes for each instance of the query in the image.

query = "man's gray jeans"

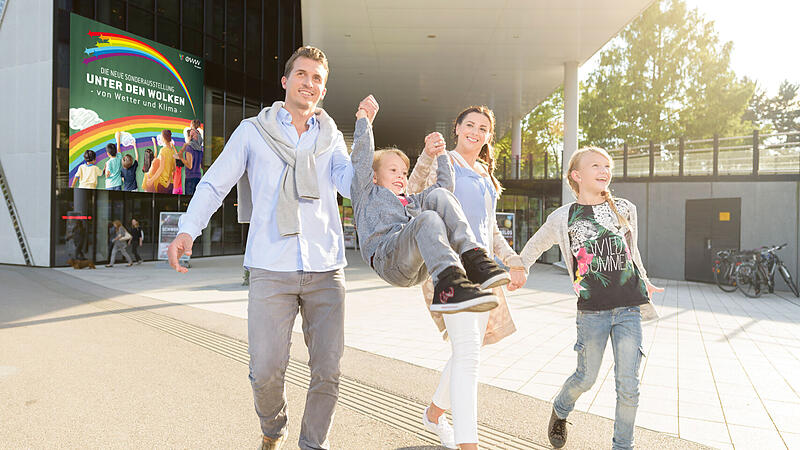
[247,268,345,450]
[372,188,479,287]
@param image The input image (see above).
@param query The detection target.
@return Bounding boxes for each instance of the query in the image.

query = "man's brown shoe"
[260,434,287,450]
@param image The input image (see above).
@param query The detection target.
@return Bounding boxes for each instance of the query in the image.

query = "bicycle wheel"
[778,264,800,297]
[713,259,737,292]
[736,262,763,298]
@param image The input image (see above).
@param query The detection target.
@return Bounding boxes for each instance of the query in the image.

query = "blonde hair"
[566,147,631,231]
[453,105,501,193]
[284,46,329,80]
[373,148,410,172]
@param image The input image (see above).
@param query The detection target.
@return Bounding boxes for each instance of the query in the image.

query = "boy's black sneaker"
[430,266,498,314]
[461,247,511,290]
[547,408,568,448]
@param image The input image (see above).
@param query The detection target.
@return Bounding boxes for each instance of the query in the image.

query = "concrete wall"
[614,180,800,290]
[0,0,53,265]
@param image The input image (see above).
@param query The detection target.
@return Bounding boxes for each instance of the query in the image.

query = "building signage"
[68,14,204,194]
[157,212,188,263]
[496,212,515,248]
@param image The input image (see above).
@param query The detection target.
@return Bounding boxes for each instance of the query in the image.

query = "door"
[685,198,741,282]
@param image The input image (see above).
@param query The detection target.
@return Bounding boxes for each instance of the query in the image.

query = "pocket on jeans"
[574,342,586,372]
[635,345,645,373]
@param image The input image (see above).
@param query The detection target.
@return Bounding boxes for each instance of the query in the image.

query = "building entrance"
[685,198,741,283]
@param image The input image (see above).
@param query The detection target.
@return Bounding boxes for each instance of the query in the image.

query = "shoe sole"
[479,272,511,290]
[430,295,499,314]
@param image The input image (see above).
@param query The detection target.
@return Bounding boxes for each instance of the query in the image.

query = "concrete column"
[511,116,521,179]
[563,61,579,203]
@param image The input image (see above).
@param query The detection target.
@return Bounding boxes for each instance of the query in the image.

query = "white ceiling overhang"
[302,0,654,154]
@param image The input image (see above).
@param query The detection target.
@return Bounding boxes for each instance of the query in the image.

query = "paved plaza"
[47,250,800,449]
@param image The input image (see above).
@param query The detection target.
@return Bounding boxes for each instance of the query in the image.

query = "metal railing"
[497,130,800,181]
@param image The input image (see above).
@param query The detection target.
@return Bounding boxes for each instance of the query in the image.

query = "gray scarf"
[244,101,339,236]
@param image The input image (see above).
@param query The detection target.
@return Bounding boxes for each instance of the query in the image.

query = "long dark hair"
[452,105,501,193]
[142,148,155,173]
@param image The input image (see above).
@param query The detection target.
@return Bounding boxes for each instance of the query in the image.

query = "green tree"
[579,0,754,148]
[495,88,564,179]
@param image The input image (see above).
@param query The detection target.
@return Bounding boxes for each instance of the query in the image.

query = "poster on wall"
[158,212,188,263]
[68,13,205,194]
[496,212,515,248]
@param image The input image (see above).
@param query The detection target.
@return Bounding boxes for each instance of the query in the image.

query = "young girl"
[519,146,663,450]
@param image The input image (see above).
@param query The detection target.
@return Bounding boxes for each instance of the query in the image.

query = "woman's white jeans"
[431,310,490,444]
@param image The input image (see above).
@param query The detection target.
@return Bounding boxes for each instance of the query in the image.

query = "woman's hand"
[423,132,446,157]
[507,267,527,291]
[645,280,664,299]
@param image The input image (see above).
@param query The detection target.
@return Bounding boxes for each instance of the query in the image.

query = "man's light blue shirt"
[178,107,353,272]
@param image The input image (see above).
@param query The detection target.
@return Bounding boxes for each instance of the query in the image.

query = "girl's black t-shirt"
[567,200,648,311]
[121,160,138,191]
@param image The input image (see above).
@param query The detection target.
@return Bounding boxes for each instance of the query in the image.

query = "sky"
[580,0,799,96]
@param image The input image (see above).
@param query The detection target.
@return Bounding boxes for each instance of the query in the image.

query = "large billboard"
[68,14,204,194]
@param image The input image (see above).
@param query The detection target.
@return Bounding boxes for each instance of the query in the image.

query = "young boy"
[104,143,123,190]
[71,149,103,189]
[350,95,510,313]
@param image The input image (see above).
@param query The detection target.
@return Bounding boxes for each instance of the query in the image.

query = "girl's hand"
[507,267,527,291]
[423,132,446,157]
[645,281,664,299]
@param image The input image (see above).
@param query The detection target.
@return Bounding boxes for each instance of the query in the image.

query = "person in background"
[106,220,133,267]
[71,149,103,189]
[104,142,123,191]
[115,131,140,191]
[130,218,144,264]
[180,128,204,195]
[142,130,177,193]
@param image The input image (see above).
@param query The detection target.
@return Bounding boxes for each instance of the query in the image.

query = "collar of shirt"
[278,107,317,140]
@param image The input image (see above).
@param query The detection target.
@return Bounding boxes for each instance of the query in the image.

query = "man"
[167,46,353,450]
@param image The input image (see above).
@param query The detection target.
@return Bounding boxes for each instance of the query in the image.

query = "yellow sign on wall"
[719,212,731,221]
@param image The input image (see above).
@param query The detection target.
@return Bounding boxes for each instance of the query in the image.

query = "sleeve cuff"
[177,215,202,241]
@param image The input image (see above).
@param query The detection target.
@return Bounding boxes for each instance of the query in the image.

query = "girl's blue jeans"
[553,305,644,450]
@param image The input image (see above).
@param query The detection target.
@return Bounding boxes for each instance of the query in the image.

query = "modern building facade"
[3,0,795,289]
[0,0,303,267]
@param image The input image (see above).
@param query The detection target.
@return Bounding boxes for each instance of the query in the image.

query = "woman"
[142,129,177,193]
[105,220,133,267]
[407,106,527,449]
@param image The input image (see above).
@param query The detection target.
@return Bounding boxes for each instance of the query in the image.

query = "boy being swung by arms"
[350,95,510,313]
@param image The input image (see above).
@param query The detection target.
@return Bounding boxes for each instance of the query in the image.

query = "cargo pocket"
[574,342,586,374]
[635,345,646,374]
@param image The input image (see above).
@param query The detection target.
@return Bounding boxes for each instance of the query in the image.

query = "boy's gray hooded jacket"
[350,117,455,265]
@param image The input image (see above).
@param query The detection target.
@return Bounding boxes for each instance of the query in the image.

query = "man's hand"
[423,132,446,157]
[167,232,194,273]
[356,95,379,124]
[507,268,527,291]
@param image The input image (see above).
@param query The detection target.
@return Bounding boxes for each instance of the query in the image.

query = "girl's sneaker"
[461,247,511,290]
[430,266,498,314]
[422,407,457,449]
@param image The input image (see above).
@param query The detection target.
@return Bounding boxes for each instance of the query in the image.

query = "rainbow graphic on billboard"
[68,115,191,183]
[83,31,197,116]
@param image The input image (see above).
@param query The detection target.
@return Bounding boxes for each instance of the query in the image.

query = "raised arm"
[350,95,380,198]
[407,132,445,194]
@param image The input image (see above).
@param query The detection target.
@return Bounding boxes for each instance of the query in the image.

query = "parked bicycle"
[713,249,740,292]
[735,244,799,298]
